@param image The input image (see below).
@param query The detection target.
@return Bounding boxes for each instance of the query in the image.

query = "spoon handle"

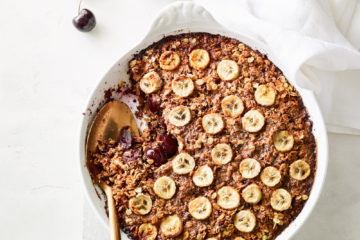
[105,186,121,240]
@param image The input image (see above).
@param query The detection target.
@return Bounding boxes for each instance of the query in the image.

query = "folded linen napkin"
[194,0,360,134]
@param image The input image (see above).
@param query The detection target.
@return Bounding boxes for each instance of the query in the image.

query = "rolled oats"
[91,33,316,240]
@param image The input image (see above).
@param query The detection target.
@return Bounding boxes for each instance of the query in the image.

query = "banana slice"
[217,186,240,209]
[211,143,233,165]
[171,76,194,98]
[168,106,191,127]
[189,49,210,70]
[274,130,294,152]
[254,85,277,106]
[221,95,244,118]
[239,158,261,179]
[192,165,214,187]
[159,51,180,70]
[188,196,212,220]
[129,194,152,215]
[160,215,183,237]
[138,223,157,240]
[202,113,224,134]
[261,167,281,187]
[140,72,162,94]
[241,184,262,204]
[234,210,256,233]
[217,60,239,81]
[153,176,176,200]
[270,189,292,211]
[289,160,311,180]
[172,152,195,175]
[242,110,265,133]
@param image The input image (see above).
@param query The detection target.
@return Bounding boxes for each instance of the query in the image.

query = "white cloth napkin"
[194,0,360,134]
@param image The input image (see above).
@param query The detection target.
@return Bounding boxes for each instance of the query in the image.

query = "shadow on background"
[294,133,360,240]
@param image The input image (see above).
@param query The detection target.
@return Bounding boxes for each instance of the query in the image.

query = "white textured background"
[0,0,359,239]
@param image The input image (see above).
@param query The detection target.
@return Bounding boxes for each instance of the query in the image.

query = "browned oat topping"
[90,33,316,240]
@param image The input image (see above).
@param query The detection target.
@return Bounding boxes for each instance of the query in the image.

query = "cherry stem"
[77,0,83,14]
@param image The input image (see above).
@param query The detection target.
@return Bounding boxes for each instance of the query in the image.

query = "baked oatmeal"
[90,33,317,240]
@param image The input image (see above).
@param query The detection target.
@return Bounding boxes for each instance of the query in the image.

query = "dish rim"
[78,2,328,239]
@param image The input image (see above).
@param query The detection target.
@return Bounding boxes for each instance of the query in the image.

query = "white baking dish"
[79,2,328,239]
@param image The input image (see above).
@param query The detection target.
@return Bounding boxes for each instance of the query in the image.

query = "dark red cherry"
[147,97,161,114]
[159,134,178,157]
[146,147,166,166]
[118,126,132,148]
[73,9,96,32]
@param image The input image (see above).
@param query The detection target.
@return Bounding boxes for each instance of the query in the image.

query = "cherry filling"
[147,97,161,114]
[118,126,132,149]
[146,147,167,166]
[159,134,178,158]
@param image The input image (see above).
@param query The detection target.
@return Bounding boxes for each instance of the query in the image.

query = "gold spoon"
[86,100,140,240]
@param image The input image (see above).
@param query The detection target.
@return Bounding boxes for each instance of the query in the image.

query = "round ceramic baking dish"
[79,2,328,239]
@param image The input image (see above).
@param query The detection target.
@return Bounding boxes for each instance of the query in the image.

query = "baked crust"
[91,33,317,240]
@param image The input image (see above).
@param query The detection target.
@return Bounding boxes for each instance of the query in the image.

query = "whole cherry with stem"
[72,0,96,32]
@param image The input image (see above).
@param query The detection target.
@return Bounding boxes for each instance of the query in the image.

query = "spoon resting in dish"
[86,101,140,240]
